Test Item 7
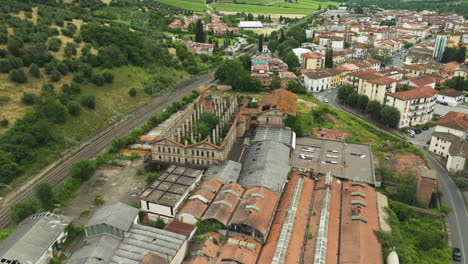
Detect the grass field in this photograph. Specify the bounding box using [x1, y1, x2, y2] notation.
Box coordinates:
[212, 0, 338, 14]
[153, 0, 206, 11]
[3, 65, 187, 189]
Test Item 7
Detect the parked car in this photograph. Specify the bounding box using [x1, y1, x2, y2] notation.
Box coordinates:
[414, 128, 422, 134]
[407, 129, 415, 135]
[422, 126, 430, 130]
[453, 248, 462, 262]
[324, 99, 329, 103]
[426, 138, 431, 144]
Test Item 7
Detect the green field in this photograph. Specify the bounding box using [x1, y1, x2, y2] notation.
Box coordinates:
[153, 0, 206, 11]
[212, 0, 338, 14]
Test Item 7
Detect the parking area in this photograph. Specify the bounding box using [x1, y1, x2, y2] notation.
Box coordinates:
[409, 126, 435, 147]
[434, 104, 468, 116]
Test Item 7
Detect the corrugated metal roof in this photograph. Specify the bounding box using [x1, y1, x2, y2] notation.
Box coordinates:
[203, 160, 242, 183]
[86, 202, 139, 232]
[239, 141, 291, 194]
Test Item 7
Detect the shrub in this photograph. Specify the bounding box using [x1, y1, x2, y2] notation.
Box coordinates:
[129, 88, 137, 97]
[11, 201, 39, 223]
[9, 69, 27, 83]
[69, 160, 96, 182]
[102, 72, 114, 83]
[68, 102, 81, 116]
[80, 95, 96, 109]
[154, 217, 166, 229]
[91, 74, 105, 86]
[29, 63, 40, 78]
[0, 118, 8, 128]
[21, 92, 37, 105]
[0, 96, 10, 105]
[48, 37, 62, 52]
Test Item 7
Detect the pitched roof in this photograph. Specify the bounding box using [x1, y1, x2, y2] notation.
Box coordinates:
[0, 212, 71, 263]
[164, 221, 196, 238]
[367, 77, 398, 85]
[228, 187, 279, 241]
[239, 141, 290, 194]
[436, 111, 468, 131]
[215, 235, 261, 264]
[260, 88, 298, 116]
[86, 202, 138, 231]
[406, 76, 436, 87]
[387, 86, 438, 100]
[402, 64, 429, 71]
[304, 70, 332, 80]
[202, 183, 245, 226]
[202, 160, 242, 183]
[302, 52, 324, 59]
[438, 88, 464, 97]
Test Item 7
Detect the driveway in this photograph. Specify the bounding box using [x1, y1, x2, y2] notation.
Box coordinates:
[410, 127, 435, 147]
[435, 103, 468, 116]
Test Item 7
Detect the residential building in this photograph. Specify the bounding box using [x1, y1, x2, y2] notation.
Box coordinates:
[140, 165, 204, 221]
[0, 212, 71, 264]
[279, 71, 298, 88]
[402, 64, 429, 77]
[303, 70, 331, 92]
[429, 112, 468, 172]
[67, 203, 188, 264]
[360, 76, 398, 104]
[436, 89, 465, 106]
[433, 35, 447, 61]
[386, 86, 438, 128]
[302, 52, 325, 70]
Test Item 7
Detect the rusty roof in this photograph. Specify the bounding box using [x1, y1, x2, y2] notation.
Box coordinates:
[228, 187, 280, 241]
[215, 235, 261, 264]
[339, 181, 383, 264]
[438, 88, 464, 97]
[164, 221, 195, 238]
[260, 88, 298, 116]
[403, 64, 429, 71]
[140, 252, 168, 264]
[436, 111, 468, 131]
[302, 52, 324, 59]
[202, 183, 245, 226]
[387, 86, 438, 100]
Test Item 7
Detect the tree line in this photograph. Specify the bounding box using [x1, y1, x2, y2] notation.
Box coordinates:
[338, 84, 401, 128]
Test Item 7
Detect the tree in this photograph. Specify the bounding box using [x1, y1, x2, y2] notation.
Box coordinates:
[366, 100, 382, 120]
[9, 69, 27, 83]
[268, 40, 279, 53]
[35, 182, 54, 210]
[102, 72, 114, 83]
[129, 88, 137, 97]
[283, 51, 300, 69]
[21, 92, 37, 105]
[325, 49, 334, 68]
[286, 80, 304, 94]
[239, 55, 252, 71]
[81, 95, 96, 109]
[195, 19, 205, 43]
[70, 160, 96, 182]
[64, 42, 77, 57]
[38, 97, 67, 124]
[271, 74, 281, 89]
[0, 150, 21, 184]
[346, 92, 358, 107]
[29, 63, 40, 78]
[380, 105, 401, 128]
[68, 102, 81, 116]
[258, 34, 264, 52]
[11, 201, 38, 223]
[48, 37, 62, 52]
[357, 94, 369, 111]
[154, 217, 166, 229]
[337, 84, 354, 102]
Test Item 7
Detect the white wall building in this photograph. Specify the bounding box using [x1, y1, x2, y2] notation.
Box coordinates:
[436, 89, 465, 106]
[429, 112, 468, 172]
[303, 71, 331, 92]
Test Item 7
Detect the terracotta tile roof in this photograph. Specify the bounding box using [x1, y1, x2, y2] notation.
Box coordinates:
[302, 52, 323, 59]
[182, 256, 209, 264]
[449, 140, 468, 159]
[406, 76, 436, 87]
[438, 88, 464, 97]
[436, 111, 468, 131]
[228, 187, 279, 241]
[367, 76, 398, 85]
[140, 252, 168, 264]
[179, 199, 209, 219]
[347, 69, 377, 79]
[260, 88, 298, 116]
[215, 235, 261, 264]
[444, 61, 458, 72]
[365, 58, 380, 65]
[164, 221, 196, 238]
[138, 136, 156, 141]
[403, 64, 429, 71]
[388, 86, 438, 100]
[183, 233, 222, 263]
[304, 70, 332, 80]
[279, 71, 297, 79]
[119, 149, 151, 156]
[202, 183, 245, 226]
[339, 181, 383, 264]
[178, 178, 223, 218]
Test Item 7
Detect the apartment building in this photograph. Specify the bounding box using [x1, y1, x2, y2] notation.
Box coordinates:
[301, 52, 325, 70]
[429, 112, 468, 172]
[303, 70, 332, 92]
[386, 86, 438, 128]
[360, 76, 398, 104]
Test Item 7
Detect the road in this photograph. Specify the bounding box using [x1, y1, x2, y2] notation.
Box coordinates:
[321, 89, 468, 264]
[0, 72, 215, 227]
[423, 149, 468, 264]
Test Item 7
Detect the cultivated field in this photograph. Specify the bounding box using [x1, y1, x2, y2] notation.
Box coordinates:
[213, 0, 338, 15]
[153, 0, 207, 11]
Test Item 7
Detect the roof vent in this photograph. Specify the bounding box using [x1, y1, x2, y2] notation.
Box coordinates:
[214, 200, 232, 208]
[246, 205, 260, 211]
[221, 189, 239, 196]
[251, 193, 265, 199]
[351, 200, 367, 207]
[351, 216, 368, 223]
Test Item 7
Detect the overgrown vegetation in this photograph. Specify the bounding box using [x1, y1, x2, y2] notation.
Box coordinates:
[375, 200, 451, 264]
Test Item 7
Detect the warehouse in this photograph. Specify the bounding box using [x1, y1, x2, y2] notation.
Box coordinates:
[238, 21, 264, 29]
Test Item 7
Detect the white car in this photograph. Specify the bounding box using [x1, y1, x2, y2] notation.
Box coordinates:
[324, 99, 329, 103]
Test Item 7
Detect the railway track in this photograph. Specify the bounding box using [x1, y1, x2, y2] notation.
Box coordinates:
[0, 72, 214, 227]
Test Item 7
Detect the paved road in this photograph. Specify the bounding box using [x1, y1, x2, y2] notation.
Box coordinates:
[322, 89, 468, 264]
[423, 149, 468, 264]
[0, 72, 215, 227]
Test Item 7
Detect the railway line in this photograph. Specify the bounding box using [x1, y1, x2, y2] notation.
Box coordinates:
[0, 72, 215, 227]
